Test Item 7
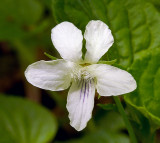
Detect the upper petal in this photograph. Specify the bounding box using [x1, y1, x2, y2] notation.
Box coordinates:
[88, 64, 137, 96]
[51, 22, 83, 63]
[66, 79, 95, 131]
[25, 60, 73, 91]
[84, 20, 114, 63]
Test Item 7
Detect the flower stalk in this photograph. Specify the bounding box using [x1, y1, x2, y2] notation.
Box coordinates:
[113, 96, 138, 143]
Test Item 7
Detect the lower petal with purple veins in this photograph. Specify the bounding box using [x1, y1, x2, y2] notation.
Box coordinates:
[66, 79, 95, 131]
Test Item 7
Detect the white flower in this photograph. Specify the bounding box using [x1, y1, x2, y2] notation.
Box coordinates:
[25, 20, 137, 131]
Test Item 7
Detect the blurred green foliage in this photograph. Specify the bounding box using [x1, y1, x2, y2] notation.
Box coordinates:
[0, 0, 42, 40]
[0, 95, 57, 143]
[56, 112, 130, 143]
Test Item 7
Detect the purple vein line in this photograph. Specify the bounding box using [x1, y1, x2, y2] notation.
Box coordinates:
[87, 80, 90, 98]
[80, 79, 84, 100]
[83, 81, 87, 103]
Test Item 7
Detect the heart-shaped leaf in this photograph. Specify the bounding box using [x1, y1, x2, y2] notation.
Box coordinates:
[0, 95, 57, 143]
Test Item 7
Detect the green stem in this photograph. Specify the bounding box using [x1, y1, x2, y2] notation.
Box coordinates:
[113, 96, 138, 143]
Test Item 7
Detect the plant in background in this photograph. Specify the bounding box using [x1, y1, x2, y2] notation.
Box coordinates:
[25, 20, 137, 131]
[1, 0, 160, 142]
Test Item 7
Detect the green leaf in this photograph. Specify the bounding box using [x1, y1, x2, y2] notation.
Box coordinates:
[44, 52, 57, 60]
[0, 95, 57, 143]
[97, 103, 117, 111]
[124, 49, 160, 130]
[52, 0, 160, 131]
[0, 0, 43, 40]
[126, 104, 155, 143]
[97, 59, 117, 65]
[96, 111, 127, 133]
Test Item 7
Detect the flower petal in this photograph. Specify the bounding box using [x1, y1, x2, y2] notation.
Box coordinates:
[66, 79, 95, 131]
[51, 22, 83, 63]
[84, 20, 114, 63]
[25, 60, 73, 91]
[88, 64, 137, 96]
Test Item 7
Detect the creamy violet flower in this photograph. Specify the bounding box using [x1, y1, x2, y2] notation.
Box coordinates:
[25, 20, 137, 131]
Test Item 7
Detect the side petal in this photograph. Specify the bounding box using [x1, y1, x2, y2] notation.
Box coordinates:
[51, 22, 83, 63]
[88, 64, 137, 96]
[84, 20, 114, 63]
[66, 80, 95, 131]
[25, 60, 73, 91]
